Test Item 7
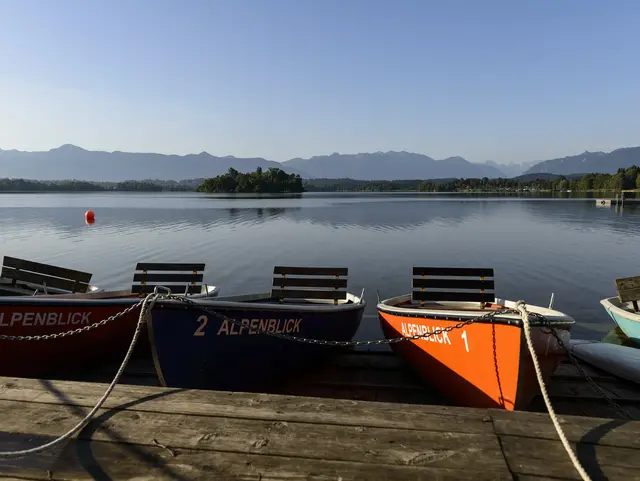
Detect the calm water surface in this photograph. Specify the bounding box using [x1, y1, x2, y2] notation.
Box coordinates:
[1, 192, 638, 342]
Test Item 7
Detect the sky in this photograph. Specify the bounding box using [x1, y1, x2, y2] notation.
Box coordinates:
[0, 0, 638, 164]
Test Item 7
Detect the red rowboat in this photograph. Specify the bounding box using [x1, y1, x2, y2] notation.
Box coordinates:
[0, 257, 217, 378]
[377, 267, 575, 411]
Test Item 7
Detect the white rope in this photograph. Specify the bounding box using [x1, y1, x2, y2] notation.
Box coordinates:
[0, 293, 160, 459]
[515, 300, 592, 481]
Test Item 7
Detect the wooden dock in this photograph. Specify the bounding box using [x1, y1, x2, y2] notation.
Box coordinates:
[53, 348, 640, 421]
[0, 350, 639, 480]
[0, 373, 640, 480]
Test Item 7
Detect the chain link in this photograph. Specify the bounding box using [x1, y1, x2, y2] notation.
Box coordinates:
[168, 295, 521, 347]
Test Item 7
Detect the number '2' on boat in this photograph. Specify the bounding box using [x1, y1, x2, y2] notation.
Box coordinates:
[377, 267, 575, 411]
[147, 266, 366, 391]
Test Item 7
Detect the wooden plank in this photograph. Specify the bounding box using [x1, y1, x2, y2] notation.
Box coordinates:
[553, 361, 616, 382]
[529, 396, 640, 421]
[1, 256, 92, 283]
[545, 378, 640, 403]
[270, 289, 348, 300]
[412, 290, 494, 303]
[272, 277, 348, 288]
[498, 434, 640, 480]
[413, 267, 494, 277]
[320, 351, 412, 370]
[131, 284, 202, 295]
[135, 262, 205, 272]
[615, 276, 640, 303]
[0, 377, 495, 433]
[490, 409, 640, 449]
[0, 267, 90, 293]
[273, 266, 348, 277]
[413, 278, 495, 290]
[132, 273, 204, 283]
[0, 438, 510, 481]
[0, 399, 510, 474]
[299, 364, 428, 391]
[277, 383, 446, 405]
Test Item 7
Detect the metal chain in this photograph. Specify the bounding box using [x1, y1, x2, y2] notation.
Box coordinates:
[535, 314, 633, 420]
[0, 299, 146, 341]
[167, 295, 521, 347]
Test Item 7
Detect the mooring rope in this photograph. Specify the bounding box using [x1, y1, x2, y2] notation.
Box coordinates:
[0, 293, 160, 460]
[516, 300, 592, 481]
[0, 291, 597, 481]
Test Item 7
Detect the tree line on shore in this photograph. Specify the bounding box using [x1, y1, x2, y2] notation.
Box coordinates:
[2, 166, 639, 193]
[303, 166, 640, 192]
[0, 179, 192, 192]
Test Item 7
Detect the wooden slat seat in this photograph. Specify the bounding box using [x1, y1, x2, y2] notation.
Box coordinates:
[271, 266, 349, 304]
[0, 256, 93, 293]
[132, 262, 206, 295]
[615, 276, 640, 312]
[412, 267, 495, 306]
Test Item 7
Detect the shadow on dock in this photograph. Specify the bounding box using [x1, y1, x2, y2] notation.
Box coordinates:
[1, 346, 640, 480]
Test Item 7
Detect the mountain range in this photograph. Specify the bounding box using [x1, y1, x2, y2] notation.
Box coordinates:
[523, 147, 640, 176]
[0, 144, 638, 182]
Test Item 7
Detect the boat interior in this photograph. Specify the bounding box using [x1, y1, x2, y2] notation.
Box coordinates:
[380, 266, 574, 324]
[0, 257, 216, 299]
[385, 266, 500, 311]
[217, 266, 363, 306]
[0, 255, 98, 297]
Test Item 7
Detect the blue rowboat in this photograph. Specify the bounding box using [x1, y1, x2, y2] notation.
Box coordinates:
[146, 266, 366, 390]
[600, 297, 640, 346]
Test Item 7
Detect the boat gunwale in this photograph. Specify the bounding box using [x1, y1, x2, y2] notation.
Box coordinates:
[0, 290, 365, 312]
[601, 296, 640, 322]
[153, 291, 367, 313]
[0, 285, 219, 305]
[377, 294, 575, 328]
[0, 278, 103, 296]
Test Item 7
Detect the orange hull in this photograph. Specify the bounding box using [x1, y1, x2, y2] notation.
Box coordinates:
[379, 310, 571, 410]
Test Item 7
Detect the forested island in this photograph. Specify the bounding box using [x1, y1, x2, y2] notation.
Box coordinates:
[303, 166, 640, 193]
[196, 167, 305, 193]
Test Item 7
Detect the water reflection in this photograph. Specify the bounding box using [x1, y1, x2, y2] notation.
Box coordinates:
[1, 193, 639, 341]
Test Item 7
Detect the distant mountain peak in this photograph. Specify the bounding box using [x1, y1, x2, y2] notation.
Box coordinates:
[51, 144, 86, 152]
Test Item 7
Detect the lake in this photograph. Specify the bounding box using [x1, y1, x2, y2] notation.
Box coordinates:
[1, 192, 638, 342]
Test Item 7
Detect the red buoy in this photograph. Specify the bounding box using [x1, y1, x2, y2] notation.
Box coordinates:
[85, 210, 95, 222]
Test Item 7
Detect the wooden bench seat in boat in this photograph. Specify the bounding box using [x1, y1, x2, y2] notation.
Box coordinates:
[132, 262, 206, 296]
[0, 256, 93, 294]
[615, 275, 640, 312]
[271, 266, 349, 305]
[410, 266, 495, 308]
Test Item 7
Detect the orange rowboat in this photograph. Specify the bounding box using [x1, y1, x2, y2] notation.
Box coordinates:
[377, 267, 575, 411]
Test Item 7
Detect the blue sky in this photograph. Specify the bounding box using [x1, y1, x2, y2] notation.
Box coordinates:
[0, 0, 638, 163]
